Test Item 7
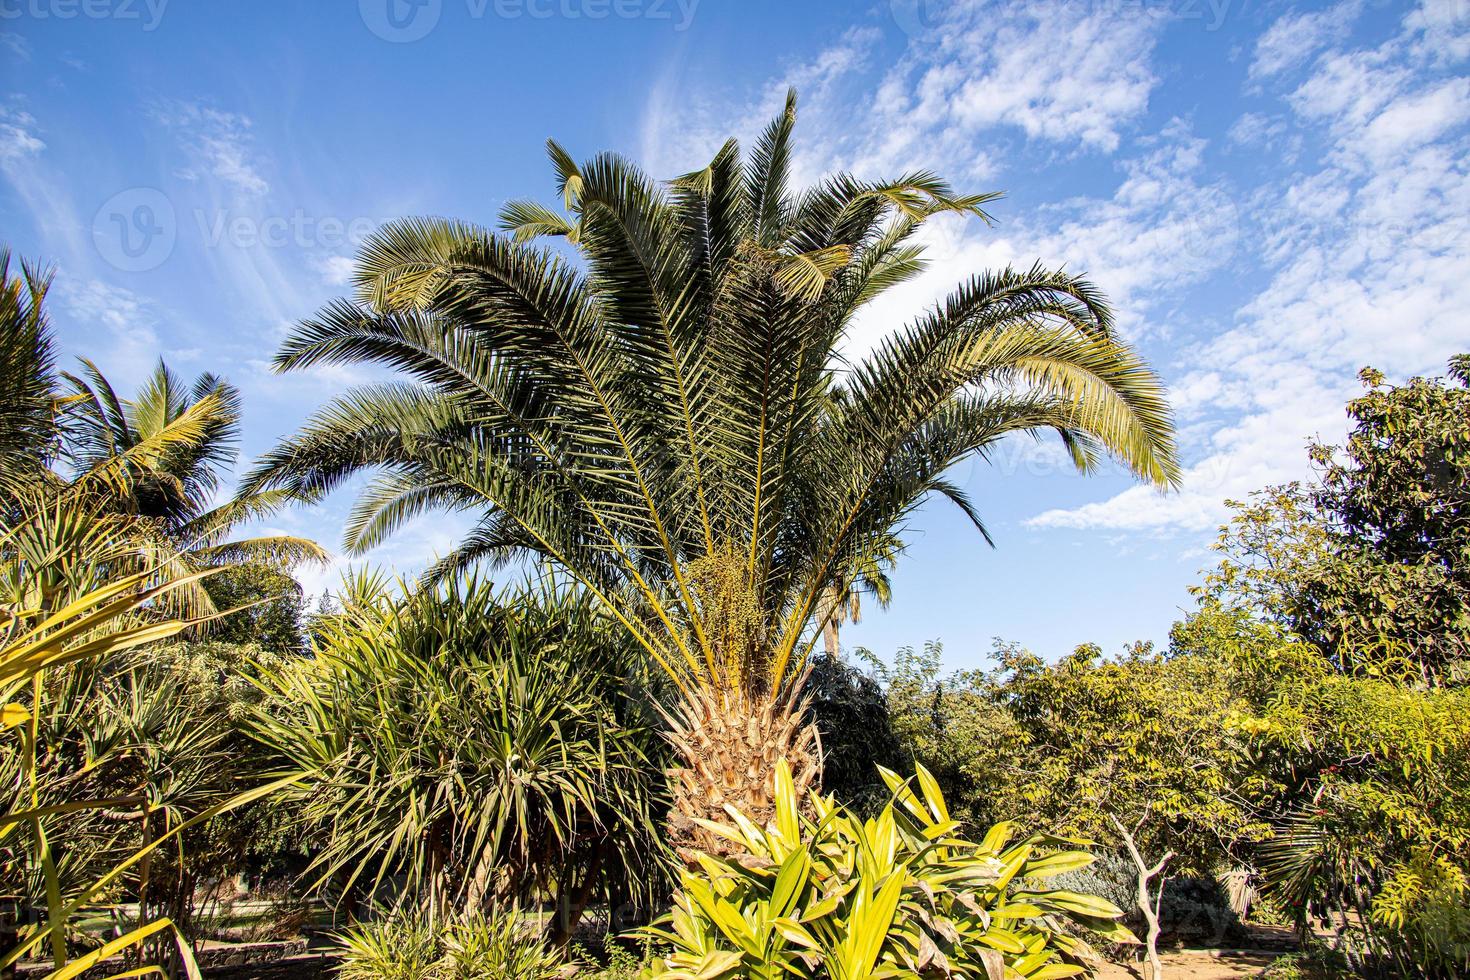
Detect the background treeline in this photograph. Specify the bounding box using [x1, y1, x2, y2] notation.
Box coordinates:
[814, 356, 1470, 978]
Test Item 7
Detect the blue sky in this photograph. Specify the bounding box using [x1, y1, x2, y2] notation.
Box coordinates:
[3, 0, 1467, 669]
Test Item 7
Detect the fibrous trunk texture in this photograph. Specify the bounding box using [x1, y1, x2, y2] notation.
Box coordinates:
[664, 677, 821, 865]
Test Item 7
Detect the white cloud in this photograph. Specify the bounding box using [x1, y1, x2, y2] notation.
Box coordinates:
[0, 108, 45, 160]
[1404, 0, 1470, 61]
[864, 0, 1161, 161]
[0, 33, 29, 61]
[642, 0, 1165, 189]
[1250, 1, 1362, 79]
[152, 101, 269, 196]
[1034, 0, 1470, 534]
[315, 254, 356, 287]
[847, 119, 1238, 363]
[1359, 76, 1470, 161]
[59, 278, 158, 347]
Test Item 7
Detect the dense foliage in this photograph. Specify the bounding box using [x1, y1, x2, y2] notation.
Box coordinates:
[3, 186, 1465, 980]
[1200, 358, 1470, 684]
[642, 760, 1132, 979]
[253, 575, 668, 940]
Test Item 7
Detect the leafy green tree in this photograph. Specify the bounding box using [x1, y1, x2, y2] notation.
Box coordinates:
[201, 562, 307, 654]
[244, 91, 1179, 851]
[1202, 357, 1470, 684]
[860, 637, 1257, 977]
[1198, 613, 1470, 976]
[992, 644, 1260, 979]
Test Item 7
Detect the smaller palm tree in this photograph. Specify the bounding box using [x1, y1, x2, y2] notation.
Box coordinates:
[62, 361, 326, 570]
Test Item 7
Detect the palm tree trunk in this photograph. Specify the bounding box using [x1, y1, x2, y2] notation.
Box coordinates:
[662, 675, 821, 865]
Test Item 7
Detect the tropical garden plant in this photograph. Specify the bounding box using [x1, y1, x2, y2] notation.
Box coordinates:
[1, 259, 307, 977]
[251, 573, 667, 940]
[243, 89, 1180, 856]
[639, 759, 1134, 979]
[333, 906, 570, 980]
[59, 360, 326, 584]
[0, 548, 289, 979]
[0, 249, 60, 488]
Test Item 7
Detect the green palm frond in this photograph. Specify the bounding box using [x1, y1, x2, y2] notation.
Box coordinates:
[45, 359, 326, 582]
[0, 250, 61, 482]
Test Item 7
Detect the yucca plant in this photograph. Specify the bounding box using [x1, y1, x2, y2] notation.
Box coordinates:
[640, 760, 1134, 979]
[438, 907, 569, 979]
[243, 89, 1179, 856]
[0, 562, 282, 978]
[252, 575, 665, 937]
[333, 912, 445, 980]
[334, 907, 569, 980]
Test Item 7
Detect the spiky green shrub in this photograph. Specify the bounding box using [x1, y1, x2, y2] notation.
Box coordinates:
[254, 574, 666, 935]
[639, 761, 1134, 979]
[438, 908, 568, 980]
[333, 909, 567, 980]
[333, 913, 444, 980]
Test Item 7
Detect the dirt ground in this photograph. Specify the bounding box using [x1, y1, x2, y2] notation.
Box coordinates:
[1094, 947, 1281, 979]
[1092, 925, 1297, 979]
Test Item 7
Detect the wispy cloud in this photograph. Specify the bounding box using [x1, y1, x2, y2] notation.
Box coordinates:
[0, 32, 29, 62]
[1034, 1, 1470, 533]
[0, 107, 45, 160]
[875, 1, 1161, 156]
[151, 100, 270, 197]
[1249, 0, 1362, 79]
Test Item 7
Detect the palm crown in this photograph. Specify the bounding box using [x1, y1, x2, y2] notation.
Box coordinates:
[64, 360, 326, 569]
[246, 91, 1177, 838]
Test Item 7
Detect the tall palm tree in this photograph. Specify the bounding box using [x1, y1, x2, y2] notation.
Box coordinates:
[244, 91, 1179, 857]
[0, 250, 61, 488]
[63, 361, 326, 571]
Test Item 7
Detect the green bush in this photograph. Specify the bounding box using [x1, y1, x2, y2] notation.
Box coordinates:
[334, 913, 444, 980]
[1370, 851, 1470, 977]
[333, 908, 566, 980]
[639, 760, 1134, 979]
[255, 575, 666, 932]
[1261, 944, 1352, 980]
